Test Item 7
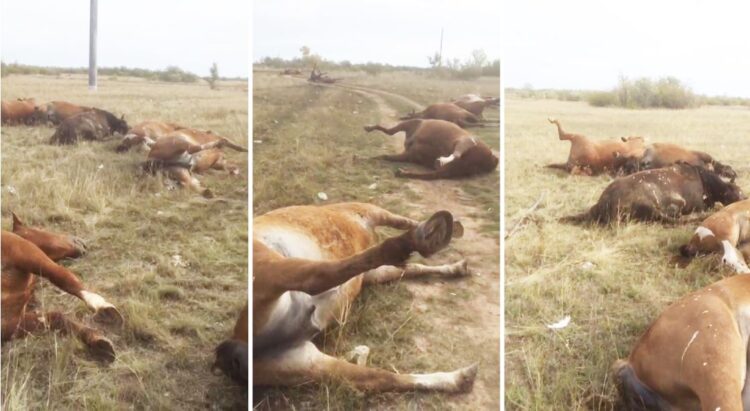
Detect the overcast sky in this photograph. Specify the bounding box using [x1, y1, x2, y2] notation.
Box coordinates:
[253, 0, 501, 68]
[503, 0, 750, 97]
[1, 0, 249, 77]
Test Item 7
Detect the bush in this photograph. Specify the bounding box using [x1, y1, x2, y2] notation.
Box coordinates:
[157, 66, 199, 83]
[609, 76, 696, 109]
[587, 91, 618, 107]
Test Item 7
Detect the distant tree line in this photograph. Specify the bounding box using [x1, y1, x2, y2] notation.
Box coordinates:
[0, 62, 246, 84]
[508, 76, 750, 109]
[257, 46, 499, 80]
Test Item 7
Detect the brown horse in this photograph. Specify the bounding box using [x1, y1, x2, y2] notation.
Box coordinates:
[613, 274, 750, 410]
[115, 120, 186, 152]
[144, 128, 247, 197]
[39, 101, 93, 125]
[451, 94, 499, 118]
[400, 103, 488, 128]
[2, 214, 123, 362]
[213, 303, 248, 385]
[623, 142, 738, 180]
[364, 119, 498, 180]
[546, 118, 646, 175]
[678, 199, 750, 273]
[253, 202, 477, 393]
[1, 98, 42, 125]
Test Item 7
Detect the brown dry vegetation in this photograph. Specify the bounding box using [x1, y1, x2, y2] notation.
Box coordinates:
[253, 69, 500, 409]
[1, 74, 248, 410]
[504, 98, 750, 409]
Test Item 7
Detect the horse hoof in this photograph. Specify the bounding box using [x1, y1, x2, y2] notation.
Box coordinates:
[413, 210, 453, 257]
[89, 337, 116, 363]
[454, 362, 479, 393]
[202, 189, 215, 199]
[94, 306, 124, 327]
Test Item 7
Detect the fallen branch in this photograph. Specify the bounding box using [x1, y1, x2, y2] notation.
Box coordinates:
[505, 192, 545, 239]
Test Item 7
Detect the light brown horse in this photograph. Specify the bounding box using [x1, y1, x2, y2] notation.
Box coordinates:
[451, 94, 499, 117]
[115, 120, 186, 152]
[213, 303, 248, 385]
[1, 98, 41, 125]
[613, 274, 750, 410]
[40, 101, 93, 125]
[2, 214, 123, 362]
[546, 118, 646, 175]
[400, 103, 487, 128]
[364, 119, 498, 180]
[679, 199, 750, 273]
[253, 202, 477, 393]
[144, 128, 247, 197]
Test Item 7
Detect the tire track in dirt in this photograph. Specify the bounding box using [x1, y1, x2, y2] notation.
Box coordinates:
[330, 82, 501, 409]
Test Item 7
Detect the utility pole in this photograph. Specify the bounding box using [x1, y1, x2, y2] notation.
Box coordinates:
[438, 28, 443, 68]
[89, 0, 97, 91]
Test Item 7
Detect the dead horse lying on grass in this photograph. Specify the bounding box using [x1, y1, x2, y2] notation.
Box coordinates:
[400, 103, 492, 129]
[253, 202, 478, 393]
[1, 214, 123, 362]
[613, 274, 750, 410]
[144, 129, 247, 198]
[49, 108, 129, 145]
[546, 118, 646, 176]
[678, 198, 750, 273]
[364, 118, 498, 180]
[561, 163, 745, 224]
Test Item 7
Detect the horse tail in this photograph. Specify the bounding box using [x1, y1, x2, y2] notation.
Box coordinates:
[612, 359, 669, 410]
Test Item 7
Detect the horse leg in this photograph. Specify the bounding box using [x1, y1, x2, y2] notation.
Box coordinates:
[13, 311, 115, 362]
[256, 211, 456, 296]
[254, 342, 477, 393]
[210, 157, 240, 176]
[166, 167, 213, 198]
[435, 137, 478, 168]
[375, 152, 413, 163]
[5, 240, 122, 325]
[363, 260, 470, 284]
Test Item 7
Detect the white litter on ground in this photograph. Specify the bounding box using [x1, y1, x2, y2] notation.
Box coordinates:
[317, 192, 328, 201]
[547, 315, 571, 330]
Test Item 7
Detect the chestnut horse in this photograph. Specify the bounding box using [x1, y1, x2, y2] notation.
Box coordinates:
[253, 202, 477, 393]
[364, 119, 498, 180]
[144, 129, 247, 197]
[2, 214, 123, 362]
[678, 199, 750, 273]
[614, 274, 750, 410]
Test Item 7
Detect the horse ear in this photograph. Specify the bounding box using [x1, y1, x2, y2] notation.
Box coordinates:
[621, 137, 627, 142]
[11, 212, 24, 230]
[121, 114, 125, 121]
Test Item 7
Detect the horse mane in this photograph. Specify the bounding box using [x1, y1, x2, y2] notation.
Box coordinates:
[685, 162, 730, 205]
[93, 108, 119, 125]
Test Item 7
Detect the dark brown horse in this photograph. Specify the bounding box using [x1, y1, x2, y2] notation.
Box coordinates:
[49, 109, 129, 145]
[561, 163, 745, 224]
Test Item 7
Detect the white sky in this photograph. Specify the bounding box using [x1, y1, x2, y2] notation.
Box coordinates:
[1, 0, 249, 77]
[253, 0, 501, 67]
[503, 0, 750, 97]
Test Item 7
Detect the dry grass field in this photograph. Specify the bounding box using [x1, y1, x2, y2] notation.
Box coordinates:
[253, 69, 500, 409]
[1, 74, 248, 409]
[504, 98, 750, 409]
